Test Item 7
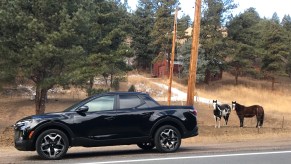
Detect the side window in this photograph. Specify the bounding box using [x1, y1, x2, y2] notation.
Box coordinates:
[84, 96, 115, 112]
[119, 95, 143, 109]
[140, 95, 160, 108]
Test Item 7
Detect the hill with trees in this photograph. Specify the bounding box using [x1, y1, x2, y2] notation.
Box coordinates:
[1, 0, 291, 114]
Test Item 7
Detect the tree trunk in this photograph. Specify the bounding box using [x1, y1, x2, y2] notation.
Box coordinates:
[271, 77, 275, 91]
[235, 67, 239, 85]
[110, 74, 113, 87]
[219, 68, 223, 79]
[235, 71, 238, 85]
[102, 73, 109, 86]
[88, 76, 94, 96]
[35, 86, 48, 115]
[204, 69, 210, 84]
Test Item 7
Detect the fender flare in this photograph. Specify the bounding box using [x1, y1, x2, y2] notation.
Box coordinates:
[150, 116, 186, 138]
[32, 121, 75, 143]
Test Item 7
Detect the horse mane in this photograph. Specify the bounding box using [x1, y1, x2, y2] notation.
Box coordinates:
[235, 102, 245, 109]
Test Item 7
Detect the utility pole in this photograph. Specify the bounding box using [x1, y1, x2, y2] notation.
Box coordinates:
[186, 0, 202, 106]
[167, 7, 180, 106]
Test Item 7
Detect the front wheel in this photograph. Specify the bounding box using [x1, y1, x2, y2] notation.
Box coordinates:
[137, 142, 155, 150]
[36, 129, 69, 160]
[154, 125, 181, 153]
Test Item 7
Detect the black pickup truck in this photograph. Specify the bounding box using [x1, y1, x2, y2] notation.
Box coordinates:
[14, 92, 198, 160]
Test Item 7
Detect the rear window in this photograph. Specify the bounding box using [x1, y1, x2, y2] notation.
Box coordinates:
[119, 95, 142, 109]
[139, 95, 160, 108]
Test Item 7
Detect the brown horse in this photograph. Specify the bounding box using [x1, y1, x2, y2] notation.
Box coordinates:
[231, 101, 264, 128]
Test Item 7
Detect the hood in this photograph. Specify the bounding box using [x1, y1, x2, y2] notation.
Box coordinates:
[17, 112, 70, 123]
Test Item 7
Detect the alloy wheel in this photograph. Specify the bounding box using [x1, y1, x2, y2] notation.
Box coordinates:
[154, 125, 181, 153]
[159, 128, 179, 150]
[36, 129, 69, 160]
[40, 133, 65, 158]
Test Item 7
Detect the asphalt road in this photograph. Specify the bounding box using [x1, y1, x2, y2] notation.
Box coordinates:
[79, 150, 291, 164]
[1, 140, 291, 164]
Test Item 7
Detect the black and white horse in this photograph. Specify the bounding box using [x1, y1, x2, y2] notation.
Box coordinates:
[213, 100, 231, 128]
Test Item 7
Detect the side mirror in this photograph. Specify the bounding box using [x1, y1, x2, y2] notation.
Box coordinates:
[76, 106, 89, 113]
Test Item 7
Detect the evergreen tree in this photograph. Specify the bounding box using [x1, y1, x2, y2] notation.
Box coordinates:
[0, 0, 132, 113]
[150, 0, 179, 60]
[178, 39, 208, 82]
[199, 0, 237, 84]
[260, 19, 289, 90]
[0, 0, 85, 114]
[62, 0, 132, 94]
[271, 12, 280, 24]
[177, 14, 192, 40]
[282, 15, 291, 78]
[131, 0, 155, 69]
[178, 0, 236, 84]
[227, 7, 262, 84]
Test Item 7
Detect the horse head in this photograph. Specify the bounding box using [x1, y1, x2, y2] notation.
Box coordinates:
[213, 100, 217, 109]
[231, 101, 236, 110]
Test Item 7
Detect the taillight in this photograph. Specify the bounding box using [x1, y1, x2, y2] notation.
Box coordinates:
[190, 108, 197, 116]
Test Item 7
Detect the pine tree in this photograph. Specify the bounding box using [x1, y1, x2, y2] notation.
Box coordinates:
[0, 0, 132, 113]
[227, 7, 262, 84]
[65, 0, 132, 94]
[177, 14, 192, 40]
[200, 0, 237, 84]
[0, 0, 86, 114]
[131, 0, 155, 69]
[150, 0, 179, 61]
[271, 12, 280, 24]
[282, 15, 291, 78]
[260, 20, 289, 90]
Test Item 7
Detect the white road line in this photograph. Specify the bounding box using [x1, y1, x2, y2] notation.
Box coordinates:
[79, 150, 291, 164]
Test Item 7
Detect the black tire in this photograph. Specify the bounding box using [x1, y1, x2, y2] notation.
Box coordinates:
[36, 129, 69, 160]
[137, 142, 155, 150]
[154, 125, 181, 153]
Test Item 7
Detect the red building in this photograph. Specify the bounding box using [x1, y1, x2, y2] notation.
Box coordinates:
[151, 53, 183, 78]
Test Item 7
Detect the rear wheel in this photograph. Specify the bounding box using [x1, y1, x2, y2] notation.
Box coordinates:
[154, 125, 181, 153]
[36, 129, 69, 160]
[137, 142, 155, 150]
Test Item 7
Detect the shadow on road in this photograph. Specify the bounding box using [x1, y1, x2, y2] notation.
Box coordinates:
[24, 146, 199, 161]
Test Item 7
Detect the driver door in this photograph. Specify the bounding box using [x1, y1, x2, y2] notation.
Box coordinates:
[72, 95, 117, 141]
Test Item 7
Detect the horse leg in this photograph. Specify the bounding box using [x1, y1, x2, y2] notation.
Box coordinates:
[258, 114, 264, 128]
[214, 115, 217, 128]
[260, 117, 264, 127]
[224, 115, 229, 125]
[256, 116, 259, 128]
[260, 113, 264, 127]
[218, 117, 221, 128]
[240, 117, 244, 127]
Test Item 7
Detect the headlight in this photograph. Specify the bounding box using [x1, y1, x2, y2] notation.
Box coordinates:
[15, 119, 33, 130]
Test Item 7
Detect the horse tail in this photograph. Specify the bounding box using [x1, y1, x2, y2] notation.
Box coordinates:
[260, 107, 264, 127]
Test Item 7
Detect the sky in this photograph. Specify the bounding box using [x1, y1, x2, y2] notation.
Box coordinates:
[126, 0, 291, 21]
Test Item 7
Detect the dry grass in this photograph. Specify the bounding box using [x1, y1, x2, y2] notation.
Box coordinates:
[130, 72, 291, 114]
[126, 75, 168, 98]
[199, 85, 291, 114]
[1, 72, 291, 147]
[196, 73, 291, 114]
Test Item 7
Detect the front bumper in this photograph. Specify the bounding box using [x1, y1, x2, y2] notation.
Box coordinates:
[14, 129, 35, 151]
[15, 139, 35, 151]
